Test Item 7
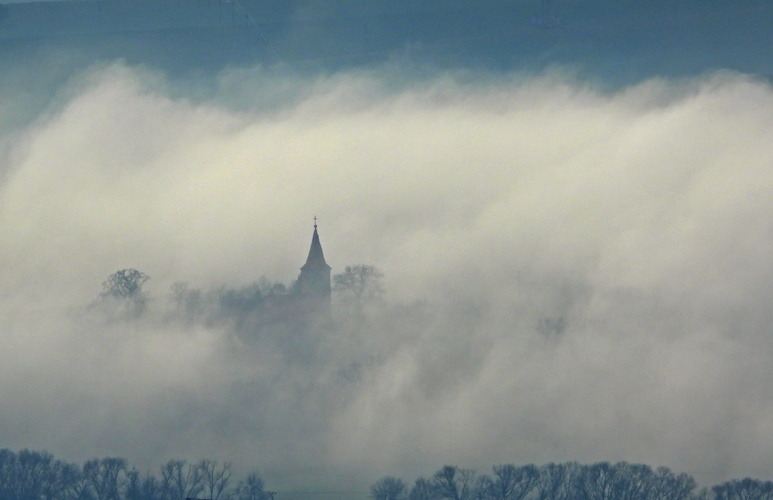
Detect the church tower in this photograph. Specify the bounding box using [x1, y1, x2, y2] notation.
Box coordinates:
[297, 218, 332, 317]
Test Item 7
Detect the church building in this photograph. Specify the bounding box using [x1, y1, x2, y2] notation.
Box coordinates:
[296, 218, 332, 318]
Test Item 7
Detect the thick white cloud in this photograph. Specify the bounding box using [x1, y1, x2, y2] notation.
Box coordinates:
[0, 63, 772, 495]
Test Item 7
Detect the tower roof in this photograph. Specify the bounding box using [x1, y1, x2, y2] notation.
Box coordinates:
[301, 221, 331, 272]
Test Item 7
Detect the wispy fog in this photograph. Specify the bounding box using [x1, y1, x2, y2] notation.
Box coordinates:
[1, 60, 773, 495]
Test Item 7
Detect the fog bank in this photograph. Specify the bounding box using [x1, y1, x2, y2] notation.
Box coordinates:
[1, 64, 772, 495]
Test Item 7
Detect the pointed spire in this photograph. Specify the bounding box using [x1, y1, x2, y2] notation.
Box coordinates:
[302, 217, 331, 271]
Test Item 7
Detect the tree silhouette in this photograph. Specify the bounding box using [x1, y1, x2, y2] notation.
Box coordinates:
[371, 476, 408, 500]
[82, 457, 127, 500]
[333, 265, 385, 302]
[0, 449, 278, 500]
[432, 465, 478, 500]
[480, 464, 538, 500]
[408, 477, 439, 500]
[536, 462, 581, 500]
[97, 268, 150, 318]
[713, 478, 773, 500]
[160, 459, 204, 500]
[234, 472, 269, 500]
[101, 269, 149, 300]
[199, 459, 232, 500]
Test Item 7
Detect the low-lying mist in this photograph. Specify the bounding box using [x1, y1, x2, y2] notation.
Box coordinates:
[1, 61, 772, 495]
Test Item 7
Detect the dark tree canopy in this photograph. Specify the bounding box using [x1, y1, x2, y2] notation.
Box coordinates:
[101, 268, 149, 299]
[482, 464, 538, 500]
[713, 478, 773, 500]
[0, 447, 771, 500]
[371, 476, 408, 500]
[83, 457, 128, 500]
[397, 462, 705, 500]
[234, 472, 269, 500]
[0, 449, 271, 500]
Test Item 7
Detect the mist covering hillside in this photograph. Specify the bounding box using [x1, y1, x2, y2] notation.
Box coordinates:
[1, 1, 773, 499]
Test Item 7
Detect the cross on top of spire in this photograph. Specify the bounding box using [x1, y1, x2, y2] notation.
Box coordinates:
[313, 215, 318, 229]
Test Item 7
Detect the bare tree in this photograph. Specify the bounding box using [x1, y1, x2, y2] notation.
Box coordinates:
[0, 449, 12, 498]
[409, 477, 439, 500]
[581, 462, 616, 500]
[481, 464, 538, 500]
[649, 466, 696, 500]
[160, 460, 203, 500]
[125, 469, 142, 500]
[199, 460, 232, 500]
[0, 449, 57, 500]
[536, 462, 582, 500]
[234, 472, 267, 500]
[713, 478, 773, 500]
[333, 265, 385, 302]
[609, 462, 656, 500]
[98, 268, 150, 317]
[371, 476, 408, 500]
[41, 458, 71, 500]
[101, 269, 149, 299]
[82, 457, 127, 500]
[125, 468, 165, 500]
[433, 466, 479, 500]
[12, 449, 53, 499]
[59, 462, 92, 500]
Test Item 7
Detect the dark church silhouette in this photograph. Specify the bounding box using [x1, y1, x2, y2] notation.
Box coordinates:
[200, 219, 334, 332]
[295, 218, 332, 319]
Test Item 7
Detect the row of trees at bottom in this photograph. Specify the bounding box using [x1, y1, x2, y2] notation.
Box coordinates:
[0, 449, 271, 500]
[371, 463, 773, 500]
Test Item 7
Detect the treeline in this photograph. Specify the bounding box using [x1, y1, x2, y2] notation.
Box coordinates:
[0, 449, 271, 500]
[370, 463, 773, 500]
[91, 265, 386, 329]
[3, 450, 771, 500]
[92, 268, 290, 324]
